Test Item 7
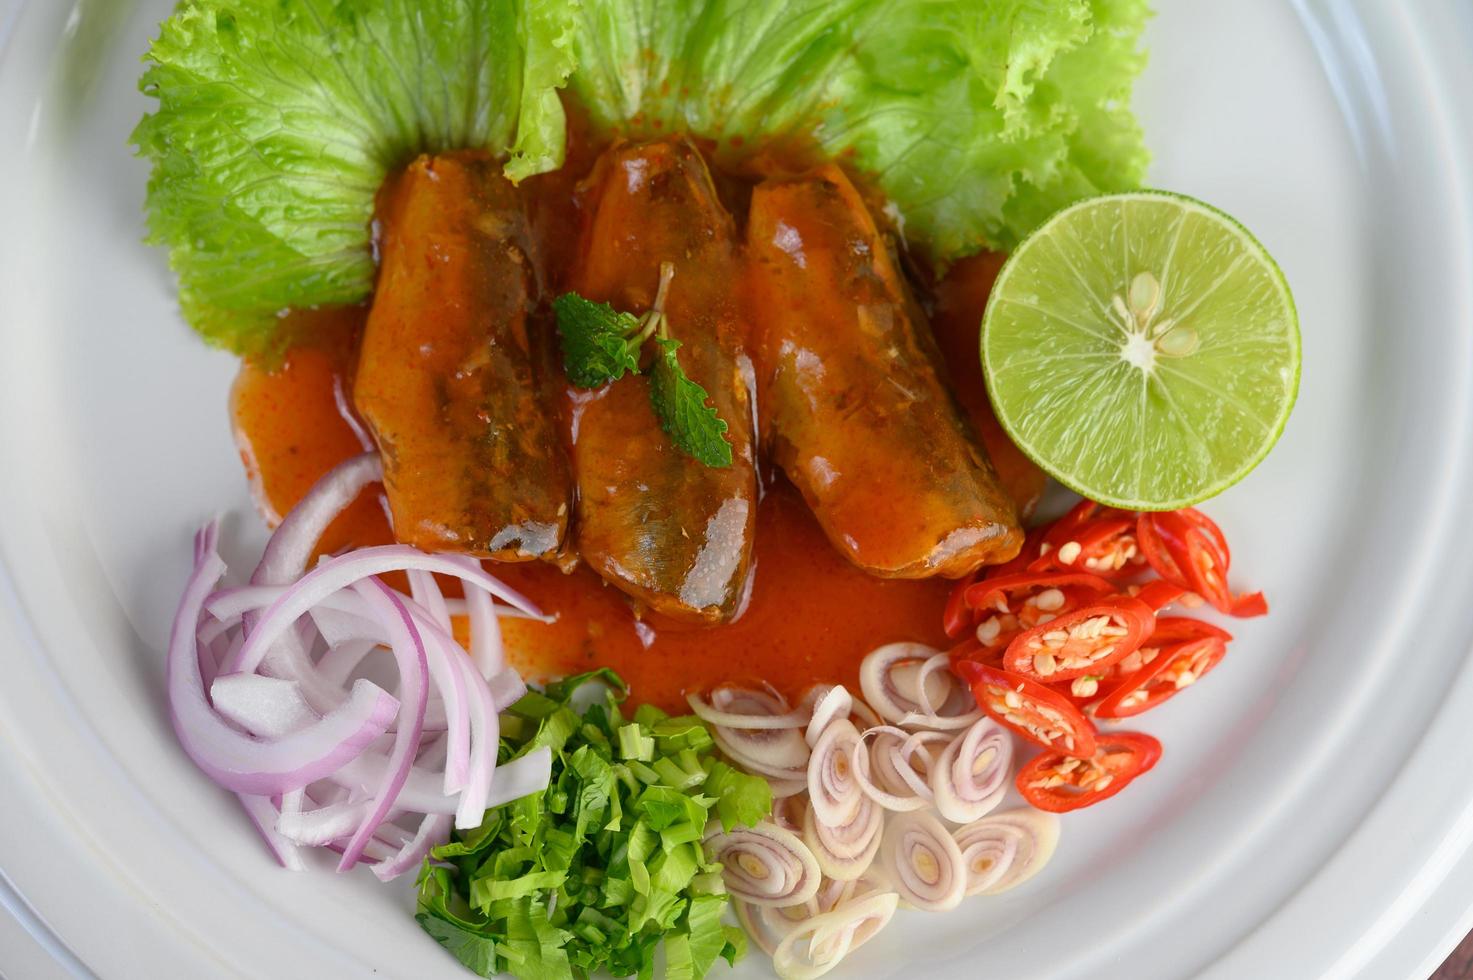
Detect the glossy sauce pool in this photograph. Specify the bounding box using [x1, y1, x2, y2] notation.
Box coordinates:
[230, 257, 1023, 715]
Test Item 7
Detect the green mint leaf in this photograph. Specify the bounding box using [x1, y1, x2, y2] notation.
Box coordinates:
[551, 293, 644, 388]
[648, 339, 733, 468]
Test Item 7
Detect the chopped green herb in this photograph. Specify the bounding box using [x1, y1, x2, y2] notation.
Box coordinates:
[414, 671, 771, 980]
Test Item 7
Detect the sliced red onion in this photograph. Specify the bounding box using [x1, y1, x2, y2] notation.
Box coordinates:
[168, 463, 552, 880]
[167, 528, 399, 795]
[226, 545, 544, 676]
[237, 793, 305, 871]
[251, 453, 382, 586]
[210, 674, 316, 739]
[277, 799, 379, 846]
[335, 580, 428, 869]
[879, 810, 966, 912]
[801, 797, 882, 883]
[771, 891, 899, 980]
[705, 822, 821, 907]
[487, 668, 527, 710]
[930, 717, 1012, 824]
[859, 644, 979, 731]
[802, 686, 852, 748]
[953, 808, 1060, 896]
[398, 603, 470, 791]
[372, 812, 454, 882]
[851, 726, 948, 812]
[458, 559, 506, 678]
[688, 686, 811, 730]
[331, 746, 551, 816]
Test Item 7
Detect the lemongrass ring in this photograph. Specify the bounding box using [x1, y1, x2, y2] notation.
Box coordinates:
[705, 821, 822, 907]
[802, 797, 882, 882]
[807, 719, 864, 826]
[953, 808, 1061, 896]
[689, 686, 812, 730]
[848, 697, 882, 730]
[859, 643, 936, 725]
[734, 899, 796, 958]
[880, 810, 967, 912]
[895, 653, 984, 730]
[930, 716, 1012, 824]
[771, 892, 900, 980]
[852, 726, 948, 811]
[803, 685, 853, 747]
[712, 726, 809, 779]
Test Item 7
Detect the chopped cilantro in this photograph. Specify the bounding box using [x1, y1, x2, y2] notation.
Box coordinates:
[414, 671, 770, 980]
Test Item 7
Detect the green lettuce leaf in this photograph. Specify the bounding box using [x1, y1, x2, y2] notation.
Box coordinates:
[133, 0, 574, 352]
[563, 0, 1150, 259]
[137, 0, 1148, 352]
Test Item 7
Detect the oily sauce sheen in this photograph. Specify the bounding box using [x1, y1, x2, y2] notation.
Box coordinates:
[230, 156, 1034, 714]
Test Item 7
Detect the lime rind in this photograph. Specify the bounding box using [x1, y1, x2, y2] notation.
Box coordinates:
[981, 190, 1300, 511]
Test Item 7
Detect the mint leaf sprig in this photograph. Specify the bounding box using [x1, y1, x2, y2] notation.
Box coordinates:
[552, 264, 734, 468]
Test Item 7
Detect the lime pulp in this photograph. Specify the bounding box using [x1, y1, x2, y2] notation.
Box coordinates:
[981, 191, 1300, 511]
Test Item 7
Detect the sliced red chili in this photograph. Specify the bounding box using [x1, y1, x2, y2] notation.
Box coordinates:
[982, 526, 1048, 580]
[965, 571, 1115, 612]
[1133, 579, 1187, 612]
[1149, 616, 1233, 645]
[1017, 732, 1162, 812]
[1135, 512, 1186, 584]
[947, 636, 1005, 670]
[1229, 590, 1269, 618]
[1032, 515, 1144, 579]
[1137, 511, 1264, 617]
[942, 571, 979, 639]
[955, 661, 1097, 758]
[965, 571, 1118, 653]
[1174, 507, 1231, 567]
[1002, 596, 1155, 683]
[1094, 634, 1228, 719]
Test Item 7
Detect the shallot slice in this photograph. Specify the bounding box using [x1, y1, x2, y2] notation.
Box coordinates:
[705, 821, 822, 907]
[930, 717, 1012, 824]
[879, 810, 967, 912]
[953, 808, 1060, 896]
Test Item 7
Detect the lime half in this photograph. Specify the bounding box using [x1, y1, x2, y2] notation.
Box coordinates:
[982, 191, 1300, 511]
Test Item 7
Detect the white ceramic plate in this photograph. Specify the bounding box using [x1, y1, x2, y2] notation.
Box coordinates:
[2, 0, 1471, 977]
